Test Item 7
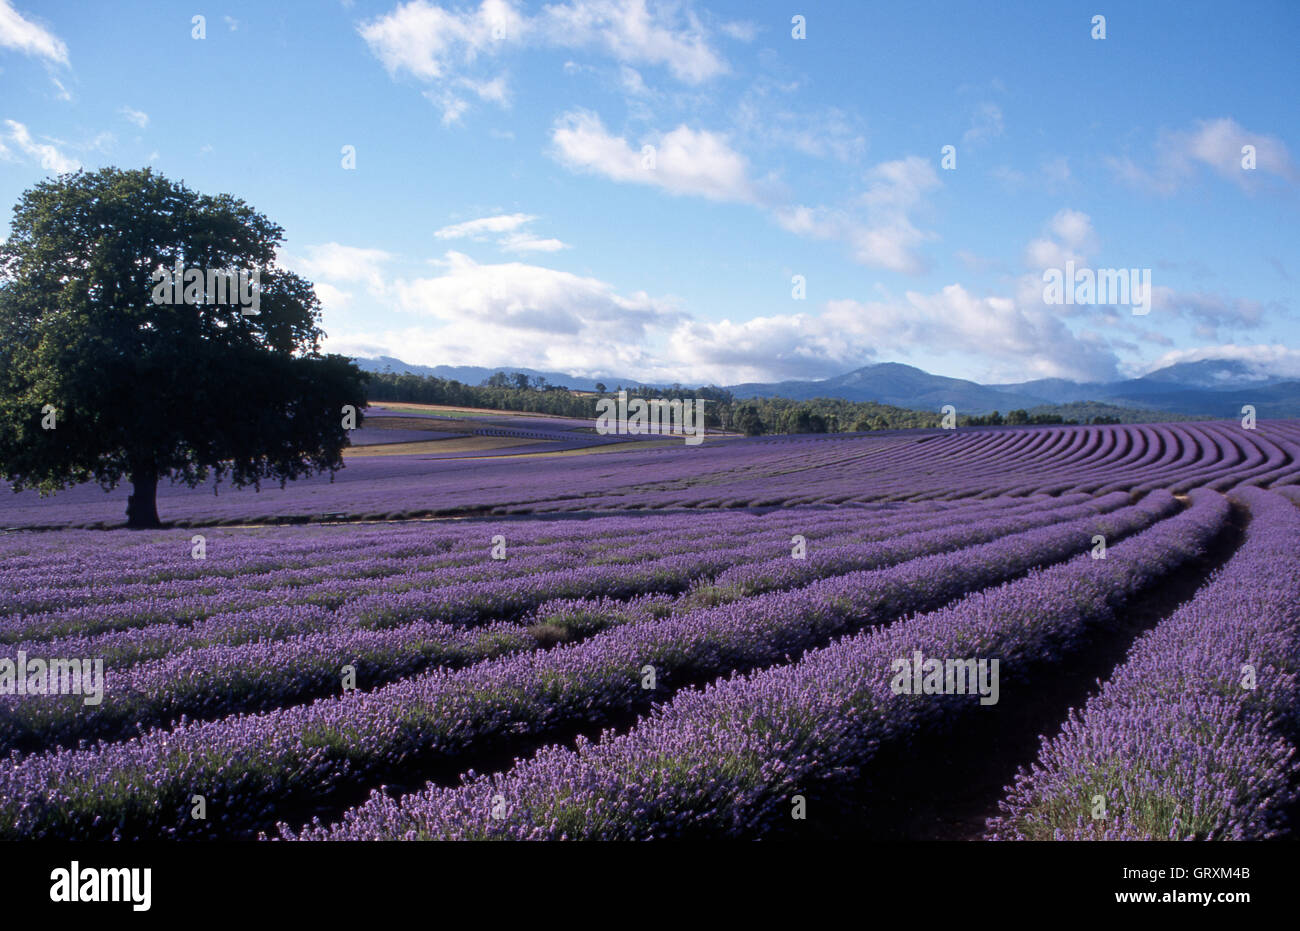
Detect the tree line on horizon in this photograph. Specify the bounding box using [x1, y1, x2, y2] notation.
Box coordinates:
[365, 371, 1153, 434]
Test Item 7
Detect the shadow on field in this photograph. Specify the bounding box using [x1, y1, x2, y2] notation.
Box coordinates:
[771, 502, 1247, 841]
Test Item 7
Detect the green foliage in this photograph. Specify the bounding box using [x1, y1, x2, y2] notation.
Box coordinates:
[367, 374, 1200, 436]
[1027, 401, 1204, 425]
[0, 167, 368, 526]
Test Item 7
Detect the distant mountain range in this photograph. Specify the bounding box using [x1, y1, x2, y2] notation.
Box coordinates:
[354, 356, 657, 392]
[355, 356, 1300, 419]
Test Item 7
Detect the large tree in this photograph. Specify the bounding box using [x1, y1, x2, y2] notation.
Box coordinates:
[0, 167, 368, 528]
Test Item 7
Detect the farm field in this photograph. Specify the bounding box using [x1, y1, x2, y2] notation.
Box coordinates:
[1, 419, 1298, 841]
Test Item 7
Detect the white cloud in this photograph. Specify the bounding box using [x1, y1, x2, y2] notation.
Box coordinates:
[1023, 208, 1096, 270]
[434, 213, 534, 239]
[360, 1, 527, 81]
[312, 281, 354, 311]
[619, 65, 648, 96]
[1142, 344, 1300, 380]
[1109, 117, 1297, 194]
[319, 236, 1123, 385]
[1041, 156, 1072, 190]
[286, 243, 395, 292]
[461, 73, 509, 104]
[500, 233, 567, 253]
[1, 120, 79, 172]
[535, 0, 725, 84]
[1149, 288, 1275, 335]
[326, 250, 683, 377]
[550, 109, 759, 203]
[359, 0, 725, 122]
[424, 89, 470, 125]
[853, 157, 941, 273]
[993, 155, 1075, 195]
[0, 0, 69, 65]
[395, 250, 676, 328]
[120, 106, 149, 129]
[667, 281, 1120, 384]
[962, 102, 1003, 147]
[775, 157, 941, 275]
[433, 213, 569, 252]
[718, 20, 758, 42]
[733, 91, 866, 163]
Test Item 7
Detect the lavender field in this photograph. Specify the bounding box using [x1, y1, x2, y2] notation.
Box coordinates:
[2, 420, 1298, 841]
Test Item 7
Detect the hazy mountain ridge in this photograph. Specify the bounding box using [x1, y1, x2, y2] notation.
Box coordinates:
[353, 357, 658, 392]
[353, 356, 1300, 418]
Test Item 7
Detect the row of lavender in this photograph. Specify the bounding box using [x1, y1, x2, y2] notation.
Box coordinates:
[285, 490, 1230, 839]
[0, 491, 1163, 838]
[3, 421, 1298, 528]
[0, 493, 1130, 752]
[0, 496, 1047, 661]
[5, 501, 976, 633]
[987, 486, 1300, 839]
[1, 505, 917, 614]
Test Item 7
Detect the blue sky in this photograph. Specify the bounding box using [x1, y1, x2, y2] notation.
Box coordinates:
[1, 0, 1297, 386]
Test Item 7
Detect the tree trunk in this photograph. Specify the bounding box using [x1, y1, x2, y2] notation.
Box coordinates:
[126, 468, 161, 529]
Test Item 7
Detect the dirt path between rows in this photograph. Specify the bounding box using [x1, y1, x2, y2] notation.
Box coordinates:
[796, 502, 1247, 841]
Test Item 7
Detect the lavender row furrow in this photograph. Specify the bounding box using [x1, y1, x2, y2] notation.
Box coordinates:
[0, 494, 1125, 750]
[985, 486, 1300, 840]
[1, 500, 1016, 670]
[293, 490, 1226, 840]
[0, 508, 888, 643]
[0, 491, 1175, 839]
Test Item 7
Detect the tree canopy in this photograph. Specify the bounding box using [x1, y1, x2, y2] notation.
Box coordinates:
[0, 167, 368, 527]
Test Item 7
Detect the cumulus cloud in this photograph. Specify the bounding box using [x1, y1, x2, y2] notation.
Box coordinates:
[962, 102, 1003, 147]
[312, 281, 354, 311]
[0, 0, 68, 65]
[433, 213, 569, 252]
[732, 88, 866, 163]
[1148, 288, 1278, 338]
[1023, 208, 1097, 270]
[435, 213, 533, 239]
[1018, 208, 1279, 338]
[775, 157, 941, 274]
[1142, 344, 1300, 380]
[324, 250, 686, 378]
[1108, 117, 1297, 194]
[317, 235, 1126, 385]
[359, 0, 725, 121]
[285, 243, 395, 292]
[538, 0, 724, 83]
[551, 109, 760, 203]
[358, 0, 522, 81]
[1, 120, 79, 172]
[718, 20, 758, 42]
[660, 279, 1122, 385]
[119, 106, 149, 129]
[394, 250, 677, 329]
[306, 206, 1271, 387]
[500, 233, 567, 253]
